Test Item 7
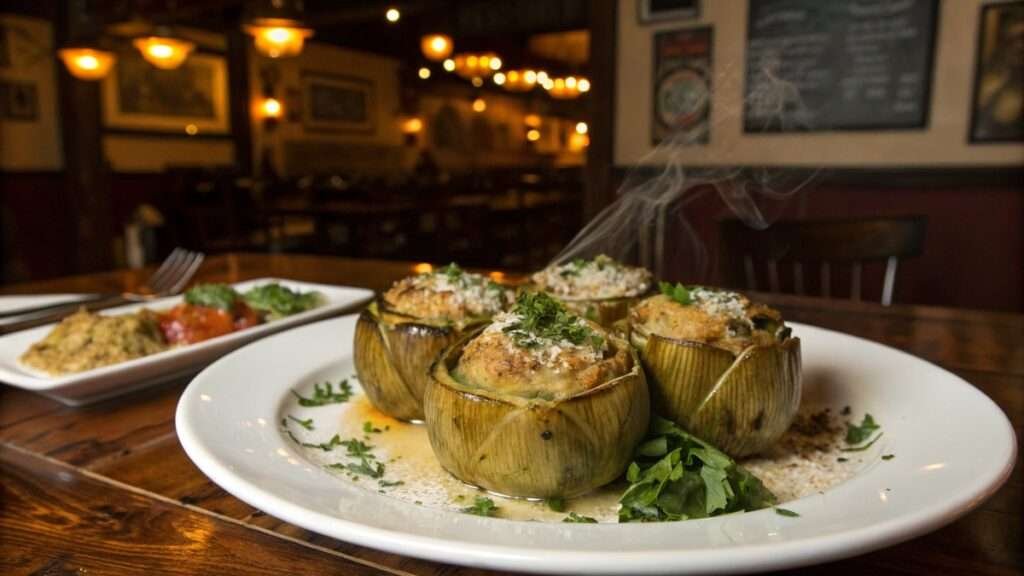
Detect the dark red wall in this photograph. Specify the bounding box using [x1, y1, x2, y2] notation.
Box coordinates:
[671, 176, 1023, 313]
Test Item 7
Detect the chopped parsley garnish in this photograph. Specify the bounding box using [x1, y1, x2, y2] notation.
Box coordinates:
[287, 415, 314, 431]
[502, 292, 604, 350]
[546, 498, 566, 512]
[845, 413, 880, 445]
[243, 283, 322, 319]
[618, 417, 775, 523]
[563, 512, 598, 523]
[659, 282, 693, 306]
[882, 454, 895, 461]
[292, 380, 354, 407]
[378, 479, 404, 488]
[363, 421, 382, 434]
[837, 457, 849, 463]
[775, 507, 800, 517]
[327, 459, 384, 479]
[185, 283, 239, 310]
[461, 496, 499, 517]
[341, 438, 374, 458]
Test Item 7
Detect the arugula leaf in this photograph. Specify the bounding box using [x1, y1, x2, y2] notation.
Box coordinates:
[775, 507, 800, 517]
[292, 380, 354, 407]
[243, 283, 322, 320]
[563, 512, 598, 523]
[185, 284, 239, 310]
[287, 415, 314, 431]
[845, 413, 880, 445]
[546, 498, 566, 512]
[461, 496, 499, 517]
[841, 432, 883, 452]
[659, 282, 693, 306]
[618, 417, 775, 523]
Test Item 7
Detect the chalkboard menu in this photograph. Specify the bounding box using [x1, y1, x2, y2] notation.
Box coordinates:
[744, 0, 938, 133]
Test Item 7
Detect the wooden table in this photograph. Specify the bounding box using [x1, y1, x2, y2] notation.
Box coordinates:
[1, 253, 1019, 575]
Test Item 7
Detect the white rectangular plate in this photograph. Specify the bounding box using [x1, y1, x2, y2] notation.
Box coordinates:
[0, 278, 373, 405]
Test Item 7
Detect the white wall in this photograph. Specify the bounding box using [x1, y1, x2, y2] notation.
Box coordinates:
[615, 0, 1024, 167]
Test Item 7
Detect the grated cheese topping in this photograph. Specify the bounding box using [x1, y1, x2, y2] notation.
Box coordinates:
[383, 264, 511, 324]
[533, 255, 652, 300]
[690, 287, 748, 320]
[484, 311, 606, 371]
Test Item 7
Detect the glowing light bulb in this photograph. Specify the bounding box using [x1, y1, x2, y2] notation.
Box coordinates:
[443, 58, 456, 72]
[246, 24, 313, 58]
[575, 121, 588, 135]
[260, 97, 283, 119]
[134, 36, 195, 69]
[471, 77, 483, 87]
[493, 72, 506, 85]
[385, 7, 400, 22]
[418, 67, 431, 79]
[526, 128, 541, 142]
[489, 56, 502, 70]
[59, 48, 116, 80]
[578, 78, 591, 92]
[422, 34, 453, 61]
[472, 98, 487, 113]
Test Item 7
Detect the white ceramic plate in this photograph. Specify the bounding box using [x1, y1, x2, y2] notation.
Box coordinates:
[0, 279, 372, 405]
[176, 316, 1016, 575]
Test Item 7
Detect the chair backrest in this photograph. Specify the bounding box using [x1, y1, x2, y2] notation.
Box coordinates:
[719, 217, 927, 305]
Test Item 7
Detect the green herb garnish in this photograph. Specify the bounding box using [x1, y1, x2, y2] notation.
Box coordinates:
[185, 283, 239, 310]
[563, 512, 598, 523]
[546, 498, 566, 512]
[882, 454, 895, 460]
[502, 292, 603, 350]
[659, 282, 693, 306]
[378, 479, 405, 488]
[461, 496, 499, 517]
[618, 417, 775, 523]
[363, 421, 382, 434]
[243, 283, 322, 320]
[287, 415, 314, 431]
[845, 413, 880, 445]
[841, 433, 883, 452]
[775, 507, 800, 517]
[327, 459, 384, 479]
[292, 380, 354, 407]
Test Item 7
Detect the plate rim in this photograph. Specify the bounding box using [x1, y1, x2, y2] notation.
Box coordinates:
[176, 316, 1018, 574]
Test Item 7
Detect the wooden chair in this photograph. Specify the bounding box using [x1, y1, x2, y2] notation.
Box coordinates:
[718, 217, 927, 305]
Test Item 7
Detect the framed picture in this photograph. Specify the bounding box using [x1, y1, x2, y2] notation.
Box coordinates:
[652, 27, 713, 145]
[102, 51, 230, 135]
[969, 1, 1024, 143]
[301, 73, 376, 133]
[638, 0, 700, 23]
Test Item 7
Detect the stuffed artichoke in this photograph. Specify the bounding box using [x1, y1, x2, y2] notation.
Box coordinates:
[354, 263, 511, 422]
[627, 283, 800, 458]
[425, 292, 649, 499]
[531, 254, 653, 327]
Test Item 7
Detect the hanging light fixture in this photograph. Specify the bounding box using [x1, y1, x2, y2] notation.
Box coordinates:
[501, 69, 537, 92]
[134, 29, 195, 70]
[244, 0, 314, 59]
[58, 44, 116, 80]
[420, 34, 453, 61]
[453, 52, 501, 81]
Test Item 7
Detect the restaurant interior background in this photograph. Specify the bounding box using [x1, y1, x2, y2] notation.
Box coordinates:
[0, 0, 1020, 312]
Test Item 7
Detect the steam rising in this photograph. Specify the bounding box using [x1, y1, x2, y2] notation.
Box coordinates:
[555, 62, 820, 281]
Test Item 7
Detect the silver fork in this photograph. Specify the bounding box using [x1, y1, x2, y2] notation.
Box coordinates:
[0, 248, 205, 333]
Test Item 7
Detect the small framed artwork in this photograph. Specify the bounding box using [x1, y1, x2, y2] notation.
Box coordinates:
[652, 27, 713, 145]
[301, 73, 376, 133]
[102, 51, 230, 135]
[638, 0, 700, 24]
[969, 1, 1024, 143]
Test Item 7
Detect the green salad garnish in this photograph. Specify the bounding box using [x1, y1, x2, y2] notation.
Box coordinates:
[243, 283, 323, 319]
[618, 417, 775, 522]
[658, 282, 693, 306]
[502, 292, 604, 350]
[461, 496, 499, 517]
[185, 283, 238, 310]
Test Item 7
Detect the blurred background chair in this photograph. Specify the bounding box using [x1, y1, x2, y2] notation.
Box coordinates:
[719, 217, 927, 305]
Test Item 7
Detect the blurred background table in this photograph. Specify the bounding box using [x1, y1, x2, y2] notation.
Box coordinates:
[0, 253, 1019, 576]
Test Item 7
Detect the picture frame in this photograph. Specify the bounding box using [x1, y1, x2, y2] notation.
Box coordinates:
[638, 0, 700, 24]
[301, 73, 376, 134]
[969, 1, 1024, 143]
[102, 51, 230, 135]
[651, 26, 713, 145]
